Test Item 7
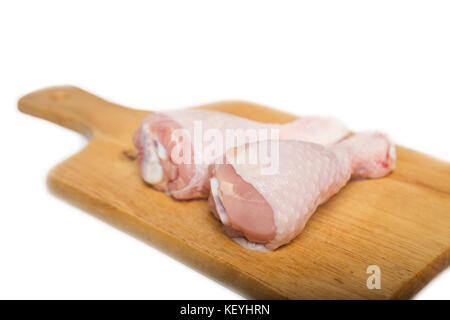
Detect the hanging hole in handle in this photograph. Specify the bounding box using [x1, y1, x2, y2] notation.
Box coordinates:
[49, 90, 69, 101]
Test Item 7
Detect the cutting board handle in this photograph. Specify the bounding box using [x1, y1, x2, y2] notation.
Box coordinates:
[18, 86, 143, 139]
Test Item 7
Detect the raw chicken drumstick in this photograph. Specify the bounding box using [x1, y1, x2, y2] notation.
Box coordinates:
[209, 132, 396, 250]
[133, 109, 349, 200]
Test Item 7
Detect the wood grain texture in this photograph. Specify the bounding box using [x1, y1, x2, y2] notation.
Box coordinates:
[18, 86, 450, 299]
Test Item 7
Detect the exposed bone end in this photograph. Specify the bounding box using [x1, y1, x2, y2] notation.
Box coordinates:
[209, 177, 230, 225]
[141, 126, 166, 184]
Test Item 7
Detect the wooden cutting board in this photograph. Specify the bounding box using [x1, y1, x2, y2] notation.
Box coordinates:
[18, 86, 450, 299]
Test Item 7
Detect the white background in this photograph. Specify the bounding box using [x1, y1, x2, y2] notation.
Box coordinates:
[1, 1, 449, 299]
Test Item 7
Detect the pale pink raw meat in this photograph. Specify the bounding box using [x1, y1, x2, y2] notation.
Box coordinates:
[133, 109, 349, 200]
[209, 132, 396, 250]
